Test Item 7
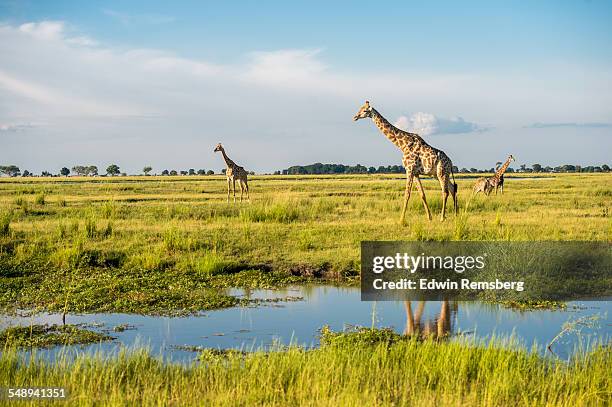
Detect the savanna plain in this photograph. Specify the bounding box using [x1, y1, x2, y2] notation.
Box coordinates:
[0, 173, 610, 406]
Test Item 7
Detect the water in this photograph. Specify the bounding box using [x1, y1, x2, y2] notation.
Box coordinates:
[1, 286, 609, 363]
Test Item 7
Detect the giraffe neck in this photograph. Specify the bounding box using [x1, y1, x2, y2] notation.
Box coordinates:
[370, 108, 420, 149]
[220, 149, 234, 168]
[493, 157, 512, 180]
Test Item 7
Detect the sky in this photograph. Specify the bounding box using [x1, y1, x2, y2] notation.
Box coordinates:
[1, 0, 611, 174]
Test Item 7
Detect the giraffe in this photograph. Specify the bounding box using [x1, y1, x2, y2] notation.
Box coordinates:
[472, 156, 514, 196]
[473, 176, 493, 196]
[493, 161, 505, 195]
[214, 143, 250, 203]
[487, 155, 514, 195]
[353, 101, 458, 222]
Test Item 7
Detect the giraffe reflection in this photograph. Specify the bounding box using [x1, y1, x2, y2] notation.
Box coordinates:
[403, 300, 457, 339]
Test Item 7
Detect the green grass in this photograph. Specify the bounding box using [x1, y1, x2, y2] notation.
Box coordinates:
[0, 173, 610, 314]
[0, 329, 609, 406]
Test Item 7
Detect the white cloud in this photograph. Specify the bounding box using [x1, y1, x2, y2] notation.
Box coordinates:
[394, 112, 484, 136]
[525, 122, 612, 129]
[0, 122, 37, 132]
[18, 21, 64, 41]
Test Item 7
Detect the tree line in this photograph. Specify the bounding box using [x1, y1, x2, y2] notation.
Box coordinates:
[0, 165, 224, 177]
[1, 162, 610, 177]
[276, 162, 611, 175]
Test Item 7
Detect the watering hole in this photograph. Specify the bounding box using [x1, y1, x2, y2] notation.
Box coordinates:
[1, 286, 609, 362]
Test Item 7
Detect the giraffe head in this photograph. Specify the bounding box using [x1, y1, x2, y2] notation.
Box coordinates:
[353, 100, 373, 121]
[214, 143, 224, 153]
[508, 154, 515, 162]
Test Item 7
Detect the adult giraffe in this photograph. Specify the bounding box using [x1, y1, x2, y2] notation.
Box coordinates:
[353, 101, 458, 222]
[214, 143, 250, 203]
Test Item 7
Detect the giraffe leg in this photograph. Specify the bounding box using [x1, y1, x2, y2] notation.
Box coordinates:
[233, 179, 236, 203]
[244, 180, 250, 202]
[226, 178, 231, 203]
[400, 173, 414, 224]
[414, 176, 432, 221]
[438, 176, 449, 221]
[239, 181, 244, 202]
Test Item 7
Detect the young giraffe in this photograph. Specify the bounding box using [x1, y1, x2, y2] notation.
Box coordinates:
[214, 143, 250, 203]
[487, 155, 514, 195]
[353, 101, 458, 222]
[473, 176, 493, 196]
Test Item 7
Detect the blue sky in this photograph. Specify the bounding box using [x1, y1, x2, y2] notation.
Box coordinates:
[1, 1, 611, 173]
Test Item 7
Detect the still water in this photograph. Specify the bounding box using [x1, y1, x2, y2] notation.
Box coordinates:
[1, 286, 609, 363]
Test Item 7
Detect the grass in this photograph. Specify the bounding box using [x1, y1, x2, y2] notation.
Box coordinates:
[0, 324, 112, 348]
[0, 173, 610, 314]
[0, 329, 609, 406]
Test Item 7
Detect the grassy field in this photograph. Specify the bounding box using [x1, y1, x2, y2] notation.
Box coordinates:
[0, 173, 610, 314]
[1, 329, 610, 406]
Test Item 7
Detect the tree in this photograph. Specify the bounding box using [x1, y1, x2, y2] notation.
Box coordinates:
[161, 169, 169, 176]
[88, 165, 98, 176]
[41, 171, 51, 177]
[22, 170, 31, 177]
[60, 167, 70, 177]
[532, 163, 542, 173]
[170, 170, 178, 176]
[602, 164, 610, 172]
[206, 170, 215, 175]
[0, 165, 20, 177]
[106, 164, 120, 176]
[188, 168, 196, 176]
[143, 166, 152, 175]
[180, 170, 188, 176]
[197, 169, 206, 175]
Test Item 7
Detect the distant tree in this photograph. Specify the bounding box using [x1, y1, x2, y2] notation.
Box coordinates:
[602, 164, 610, 172]
[161, 169, 169, 176]
[88, 165, 98, 176]
[60, 167, 70, 177]
[72, 166, 86, 176]
[1, 165, 20, 177]
[170, 170, 178, 176]
[221, 169, 226, 174]
[273, 170, 280, 175]
[197, 169, 206, 175]
[143, 166, 152, 175]
[106, 164, 120, 176]
[41, 171, 51, 177]
[22, 170, 31, 177]
[452, 166, 459, 173]
[532, 163, 542, 173]
[460, 168, 468, 173]
[206, 170, 215, 175]
[249, 171, 255, 175]
[180, 170, 188, 176]
[519, 164, 526, 172]
[469, 168, 478, 173]
[188, 168, 196, 176]
[506, 168, 514, 173]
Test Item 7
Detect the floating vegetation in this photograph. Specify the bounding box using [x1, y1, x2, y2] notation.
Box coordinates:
[0, 324, 113, 348]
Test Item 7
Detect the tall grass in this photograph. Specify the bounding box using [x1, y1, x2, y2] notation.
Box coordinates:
[0, 337, 609, 406]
